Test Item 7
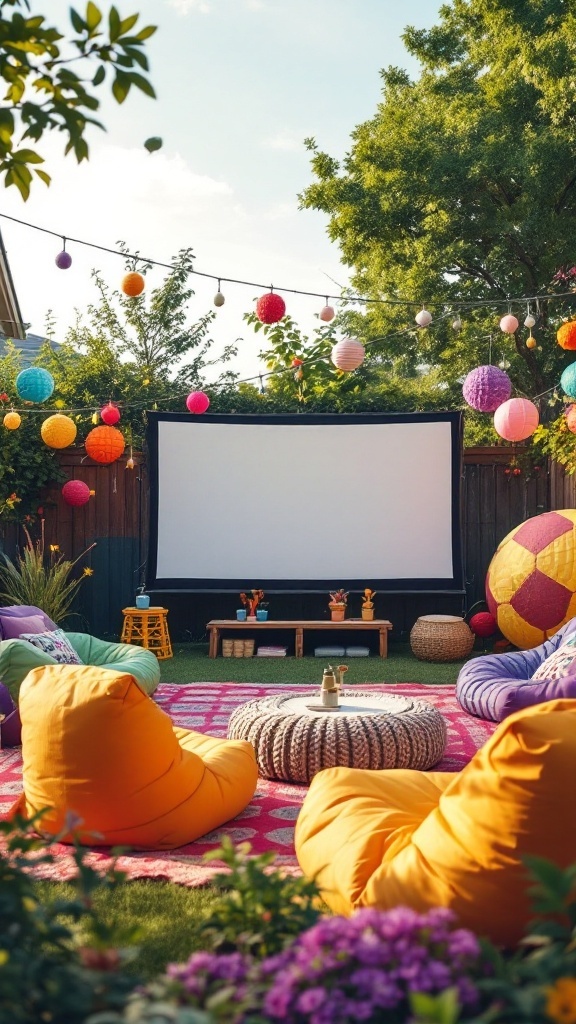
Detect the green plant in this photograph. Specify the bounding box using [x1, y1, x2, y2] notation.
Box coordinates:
[197, 838, 322, 958]
[0, 520, 95, 623]
[0, 812, 142, 1024]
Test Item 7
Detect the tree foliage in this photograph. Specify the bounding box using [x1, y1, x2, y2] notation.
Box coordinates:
[298, 0, 576, 431]
[0, 0, 157, 198]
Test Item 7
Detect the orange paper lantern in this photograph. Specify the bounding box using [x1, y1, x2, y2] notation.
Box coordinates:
[40, 413, 77, 449]
[3, 411, 21, 430]
[557, 320, 576, 350]
[121, 271, 145, 297]
[85, 425, 125, 464]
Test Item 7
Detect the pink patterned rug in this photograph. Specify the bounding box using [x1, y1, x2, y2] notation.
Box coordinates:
[0, 683, 496, 885]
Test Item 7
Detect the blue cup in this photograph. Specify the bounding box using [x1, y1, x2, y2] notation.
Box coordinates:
[136, 594, 150, 609]
[236, 609, 247, 621]
[256, 609, 268, 621]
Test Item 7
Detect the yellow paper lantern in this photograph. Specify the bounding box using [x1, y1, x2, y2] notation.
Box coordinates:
[3, 411, 21, 430]
[40, 413, 77, 449]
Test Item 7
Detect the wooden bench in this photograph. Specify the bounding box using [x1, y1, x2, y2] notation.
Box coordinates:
[206, 619, 393, 658]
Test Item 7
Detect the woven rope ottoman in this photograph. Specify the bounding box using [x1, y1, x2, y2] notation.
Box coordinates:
[227, 691, 447, 784]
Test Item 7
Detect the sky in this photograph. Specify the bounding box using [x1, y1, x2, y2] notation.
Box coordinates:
[0, 0, 443, 387]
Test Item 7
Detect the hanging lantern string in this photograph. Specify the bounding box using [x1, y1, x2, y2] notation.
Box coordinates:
[2, 210, 576, 311]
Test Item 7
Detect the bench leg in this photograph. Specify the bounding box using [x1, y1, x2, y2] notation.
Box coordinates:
[209, 627, 219, 658]
[379, 628, 388, 658]
[295, 627, 304, 658]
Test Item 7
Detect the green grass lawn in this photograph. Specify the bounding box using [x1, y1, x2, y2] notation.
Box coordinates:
[158, 641, 479, 686]
[34, 642, 481, 979]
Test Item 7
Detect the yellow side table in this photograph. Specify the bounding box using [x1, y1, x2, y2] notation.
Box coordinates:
[121, 607, 173, 660]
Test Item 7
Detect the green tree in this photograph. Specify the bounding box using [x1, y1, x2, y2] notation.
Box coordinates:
[299, 0, 576, 419]
[0, 0, 157, 199]
[42, 248, 238, 445]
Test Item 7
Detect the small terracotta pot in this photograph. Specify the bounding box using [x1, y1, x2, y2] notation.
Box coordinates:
[329, 604, 346, 621]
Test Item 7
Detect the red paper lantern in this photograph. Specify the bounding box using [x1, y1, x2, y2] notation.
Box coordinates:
[557, 320, 576, 350]
[469, 611, 497, 638]
[101, 402, 121, 425]
[85, 425, 125, 464]
[186, 391, 210, 414]
[256, 292, 286, 324]
[62, 480, 91, 507]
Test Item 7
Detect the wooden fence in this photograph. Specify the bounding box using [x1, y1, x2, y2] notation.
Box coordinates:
[1, 447, 575, 642]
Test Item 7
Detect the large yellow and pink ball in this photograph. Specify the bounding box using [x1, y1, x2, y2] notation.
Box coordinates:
[486, 509, 576, 648]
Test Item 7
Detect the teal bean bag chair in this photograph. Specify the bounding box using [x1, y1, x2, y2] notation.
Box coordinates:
[0, 631, 160, 701]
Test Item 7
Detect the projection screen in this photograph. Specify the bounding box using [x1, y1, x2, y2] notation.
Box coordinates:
[146, 411, 464, 593]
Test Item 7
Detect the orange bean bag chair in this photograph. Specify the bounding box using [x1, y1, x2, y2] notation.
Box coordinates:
[11, 664, 258, 850]
[295, 699, 576, 947]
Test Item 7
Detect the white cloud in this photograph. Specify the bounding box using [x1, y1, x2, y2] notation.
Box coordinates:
[165, 0, 211, 13]
[261, 130, 304, 152]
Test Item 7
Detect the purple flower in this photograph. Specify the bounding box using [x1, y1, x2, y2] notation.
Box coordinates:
[295, 988, 326, 1014]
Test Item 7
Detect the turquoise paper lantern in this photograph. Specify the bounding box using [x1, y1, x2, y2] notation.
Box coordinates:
[16, 367, 54, 403]
[561, 362, 576, 399]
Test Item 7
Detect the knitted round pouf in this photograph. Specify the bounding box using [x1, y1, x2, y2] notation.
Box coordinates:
[227, 691, 447, 783]
[410, 614, 475, 662]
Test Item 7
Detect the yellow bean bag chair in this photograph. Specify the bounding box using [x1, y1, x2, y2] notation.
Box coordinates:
[11, 664, 258, 850]
[295, 699, 576, 947]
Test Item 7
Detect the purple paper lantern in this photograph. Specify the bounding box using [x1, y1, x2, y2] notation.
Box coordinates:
[55, 250, 72, 269]
[462, 365, 512, 412]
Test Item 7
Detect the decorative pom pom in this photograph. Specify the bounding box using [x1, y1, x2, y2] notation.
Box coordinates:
[256, 292, 286, 324]
[499, 314, 519, 333]
[62, 480, 91, 507]
[557, 320, 576, 351]
[55, 251, 72, 270]
[469, 611, 497, 637]
[101, 402, 121, 425]
[462, 365, 512, 412]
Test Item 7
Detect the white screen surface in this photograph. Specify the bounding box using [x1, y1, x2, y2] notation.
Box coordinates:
[148, 413, 462, 590]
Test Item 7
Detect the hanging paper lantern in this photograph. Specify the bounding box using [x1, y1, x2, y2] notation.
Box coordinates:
[415, 308, 432, 327]
[62, 480, 91, 507]
[526, 335, 537, 350]
[331, 338, 365, 371]
[100, 402, 121, 425]
[320, 304, 335, 322]
[55, 250, 72, 270]
[452, 317, 462, 331]
[462, 365, 511, 412]
[40, 413, 77, 449]
[493, 398, 539, 441]
[3, 411, 21, 430]
[566, 405, 576, 433]
[121, 271, 145, 297]
[499, 314, 519, 333]
[256, 292, 286, 324]
[557, 320, 576, 350]
[85, 425, 125, 464]
[186, 390, 210, 414]
[16, 367, 54, 403]
[524, 314, 536, 329]
[291, 357, 303, 367]
[214, 291, 225, 307]
[561, 362, 576, 399]
[469, 611, 497, 638]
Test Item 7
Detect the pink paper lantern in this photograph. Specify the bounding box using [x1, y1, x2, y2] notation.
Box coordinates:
[493, 398, 539, 441]
[101, 402, 121, 425]
[330, 338, 365, 371]
[320, 304, 335, 322]
[186, 390, 210, 414]
[500, 314, 519, 333]
[62, 480, 91, 507]
[566, 405, 576, 434]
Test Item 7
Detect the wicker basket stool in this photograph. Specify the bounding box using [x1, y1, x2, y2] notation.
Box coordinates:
[227, 691, 447, 784]
[410, 614, 474, 662]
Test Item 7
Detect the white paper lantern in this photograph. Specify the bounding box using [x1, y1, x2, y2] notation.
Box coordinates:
[452, 317, 462, 331]
[415, 308, 433, 327]
[214, 291, 225, 307]
[524, 314, 536, 328]
[331, 338, 365, 371]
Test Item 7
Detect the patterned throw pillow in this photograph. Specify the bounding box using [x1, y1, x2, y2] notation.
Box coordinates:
[532, 634, 576, 681]
[20, 629, 84, 665]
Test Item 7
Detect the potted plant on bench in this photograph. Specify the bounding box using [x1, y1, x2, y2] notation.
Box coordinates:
[328, 588, 348, 622]
[361, 588, 376, 620]
[240, 589, 265, 621]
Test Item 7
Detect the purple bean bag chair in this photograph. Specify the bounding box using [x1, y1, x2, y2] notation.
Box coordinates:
[456, 618, 576, 722]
